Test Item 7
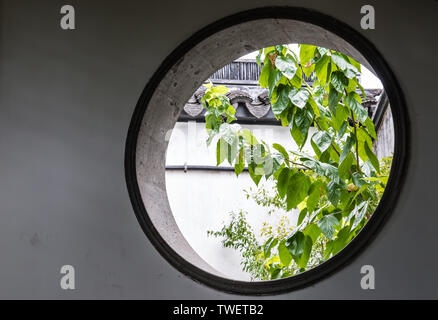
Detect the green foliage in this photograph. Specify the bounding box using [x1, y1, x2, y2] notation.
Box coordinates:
[207, 210, 267, 280]
[204, 44, 393, 280]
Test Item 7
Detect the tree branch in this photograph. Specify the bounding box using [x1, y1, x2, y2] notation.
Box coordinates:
[350, 109, 361, 174]
[285, 158, 312, 171]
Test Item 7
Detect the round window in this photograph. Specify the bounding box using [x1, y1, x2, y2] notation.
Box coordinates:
[125, 7, 408, 295]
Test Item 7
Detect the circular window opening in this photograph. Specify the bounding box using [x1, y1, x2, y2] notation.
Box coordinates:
[126, 8, 408, 295]
[166, 44, 391, 281]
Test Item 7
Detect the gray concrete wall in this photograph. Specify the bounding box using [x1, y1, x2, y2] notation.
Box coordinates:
[0, 0, 436, 299]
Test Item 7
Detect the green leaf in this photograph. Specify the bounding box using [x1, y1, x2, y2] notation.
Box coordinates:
[268, 69, 282, 98]
[323, 240, 333, 259]
[357, 128, 372, 162]
[338, 120, 348, 139]
[294, 107, 313, 146]
[264, 46, 276, 55]
[332, 226, 351, 255]
[272, 85, 291, 115]
[329, 145, 340, 163]
[308, 96, 320, 116]
[357, 127, 373, 149]
[307, 181, 323, 214]
[327, 181, 341, 207]
[259, 62, 271, 88]
[276, 167, 291, 198]
[338, 151, 354, 179]
[330, 71, 348, 93]
[278, 240, 292, 266]
[264, 237, 278, 258]
[226, 141, 238, 165]
[219, 123, 239, 146]
[345, 53, 361, 74]
[340, 134, 355, 163]
[303, 223, 321, 243]
[206, 129, 216, 146]
[317, 47, 329, 58]
[234, 148, 245, 176]
[349, 201, 369, 230]
[269, 267, 282, 279]
[286, 231, 305, 257]
[275, 55, 298, 80]
[203, 81, 213, 90]
[252, 143, 265, 165]
[296, 235, 313, 268]
[311, 131, 332, 153]
[240, 129, 258, 145]
[297, 153, 340, 183]
[346, 92, 368, 123]
[299, 44, 317, 79]
[339, 188, 353, 210]
[327, 88, 340, 116]
[314, 54, 330, 87]
[290, 123, 304, 147]
[364, 117, 377, 140]
[272, 153, 283, 173]
[364, 142, 380, 173]
[289, 87, 310, 109]
[297, 208, 308, 226]
[210, 85, 229, 95]
[205, 107, 222, 132]
[346, 77, 358, 93]
[332, 103, 349, 131]
[349, 185, 368, 206]
[279, 106, 294, 126]
[352, 172, 366, 188]
[331, 53, 358, 79]
[322, 163, 341, 184]
[248, 162, 263, 186]
[310, 139, 322, 158]
[286, 171, 311, 210]
[290, 67, 303, 88]
[273, 143, 289, 162]
[318, 214, 339, 239]
[262, 155, 273, 178]
[216, 138, 227, 165]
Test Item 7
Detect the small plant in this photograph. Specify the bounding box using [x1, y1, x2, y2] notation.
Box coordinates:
[207, 210, 267, 280]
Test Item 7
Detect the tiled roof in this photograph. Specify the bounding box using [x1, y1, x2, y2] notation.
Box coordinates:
[179, 60, 382, 124]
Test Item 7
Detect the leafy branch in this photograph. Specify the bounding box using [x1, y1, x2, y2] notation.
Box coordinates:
[203, 43, 390, 280]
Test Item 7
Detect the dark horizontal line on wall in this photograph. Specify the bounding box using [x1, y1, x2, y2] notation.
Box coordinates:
[165, 165, 248, 172]
[210, 79, 260, 86]
[176, 115, 282, 126]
